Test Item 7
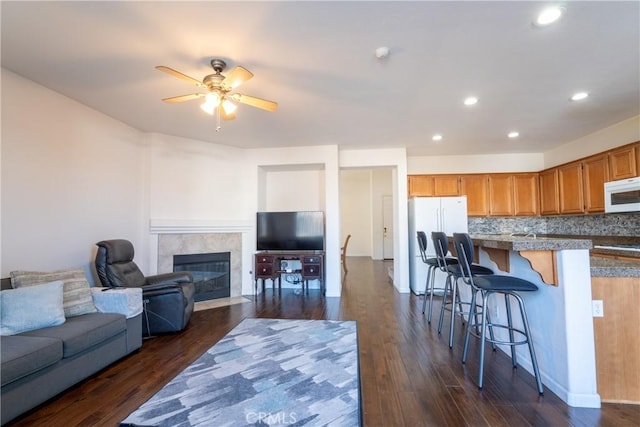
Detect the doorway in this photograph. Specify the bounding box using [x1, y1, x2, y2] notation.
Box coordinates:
[339, 168, 393, 260]
[382, 195, 394, 259]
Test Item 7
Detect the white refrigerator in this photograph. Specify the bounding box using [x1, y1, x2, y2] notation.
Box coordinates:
[408, 196, 468, 295]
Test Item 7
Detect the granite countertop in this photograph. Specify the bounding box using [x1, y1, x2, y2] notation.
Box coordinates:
[590, 256, 640, 278]
[548, 234, 640, 259]
[467, 234, 593, 251]
[465, 233, 639, 278]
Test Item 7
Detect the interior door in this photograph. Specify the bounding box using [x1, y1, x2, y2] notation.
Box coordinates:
[382, 195, 394, 259]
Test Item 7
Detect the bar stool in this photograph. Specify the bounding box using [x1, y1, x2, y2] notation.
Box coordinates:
[453, 232, 543, 394]
[432, 231, 493, 348]
[416, 231, 457, 323]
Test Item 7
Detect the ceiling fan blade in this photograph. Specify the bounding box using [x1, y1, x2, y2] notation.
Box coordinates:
[221, 66, 254, 90]
[231, 93, 278, 112]
[156, 66, 203, 87]
[161, 93, 205, 103]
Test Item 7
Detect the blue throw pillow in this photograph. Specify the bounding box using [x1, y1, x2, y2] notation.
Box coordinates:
[0, 280, 65, 335]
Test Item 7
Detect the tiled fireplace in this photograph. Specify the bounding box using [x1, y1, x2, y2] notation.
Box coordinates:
[156, 232, 243, 299]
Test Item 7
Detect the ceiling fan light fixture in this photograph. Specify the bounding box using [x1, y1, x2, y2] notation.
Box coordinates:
[200, 93, 221, 115]
[222, 98, 237, 115]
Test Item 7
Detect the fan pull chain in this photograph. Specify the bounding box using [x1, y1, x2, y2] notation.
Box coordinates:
[215, 106, 221, 132]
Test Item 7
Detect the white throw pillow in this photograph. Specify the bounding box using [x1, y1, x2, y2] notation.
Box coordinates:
[0, 280, 66, 335]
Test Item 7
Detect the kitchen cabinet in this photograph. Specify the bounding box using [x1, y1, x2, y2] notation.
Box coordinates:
[408, 175, 434, 197]
[488, 174, 514, 216]
[513, 173, 539, 216]
[609, 144, 637, 180]
[410, 173, 539, 217]
[558, 162, 585, 214]
[539, 169, 560, 215]
[583, 154, 610, 213]
[460, 175, 489, 216]
[433, 175, 460, 196]
[591, 276, 640, 404]
[408, 175, 460, 197]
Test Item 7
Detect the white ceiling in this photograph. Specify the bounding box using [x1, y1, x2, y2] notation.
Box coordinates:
[2, 1, 639, 156]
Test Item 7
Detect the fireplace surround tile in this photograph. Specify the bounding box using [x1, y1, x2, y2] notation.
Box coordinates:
[158, 233, 242, 298]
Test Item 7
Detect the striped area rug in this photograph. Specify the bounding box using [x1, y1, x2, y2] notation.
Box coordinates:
[120, 318, 360, 426]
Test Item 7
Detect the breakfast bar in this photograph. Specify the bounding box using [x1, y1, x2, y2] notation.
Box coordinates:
[463, 234, 600, 408]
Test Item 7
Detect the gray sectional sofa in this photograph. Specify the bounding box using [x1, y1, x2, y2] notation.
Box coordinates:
[0, 278, 142, 425]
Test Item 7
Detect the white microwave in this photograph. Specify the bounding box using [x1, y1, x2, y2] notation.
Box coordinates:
[604, 177, 640, 213]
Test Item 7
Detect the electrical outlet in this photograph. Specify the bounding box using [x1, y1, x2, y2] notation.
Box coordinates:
[592, 300, 604, 317]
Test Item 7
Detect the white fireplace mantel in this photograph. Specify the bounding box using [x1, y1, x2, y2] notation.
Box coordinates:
[149, 219, 252, 234]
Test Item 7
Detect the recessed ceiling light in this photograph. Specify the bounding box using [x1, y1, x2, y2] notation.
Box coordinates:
[508, 131, 520, 139]
[463, 96, 478, 106]
[432, 134, 443, 141]
[571, 92, 589, 101]
[535, 6, 563, 26]
[375, 46, 390, 59]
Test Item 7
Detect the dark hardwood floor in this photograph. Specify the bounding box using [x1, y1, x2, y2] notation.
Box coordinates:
[6, 257, 640, 426]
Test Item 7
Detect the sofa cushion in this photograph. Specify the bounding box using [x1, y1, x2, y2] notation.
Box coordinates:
[0, 335, 63, 386]
[11, 269, 97, 318]
[0, 281, 66, 335]
[19, 313, 126, 358]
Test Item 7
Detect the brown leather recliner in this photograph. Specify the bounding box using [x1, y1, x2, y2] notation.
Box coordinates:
[95, 239, 195, 335]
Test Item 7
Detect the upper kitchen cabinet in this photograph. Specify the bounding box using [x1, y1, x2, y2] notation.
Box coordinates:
[461, 175, 489, 216]
[608, 143, 638, 180]
[433, 175, 460, 196]
[488, 174, 513, 216]
[408, 174, 460, 197]
[408, 175, 434, 197]
[512, 173, 540, 216]
[539, 168, 560, 215]
[558, 162, 585, 214]
[583, 154, 610, 213]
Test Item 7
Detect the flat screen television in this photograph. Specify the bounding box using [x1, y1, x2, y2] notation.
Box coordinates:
[256, 211, 325, 251]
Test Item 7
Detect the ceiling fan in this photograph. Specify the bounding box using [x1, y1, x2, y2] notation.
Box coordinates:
[156, 59, 277, 129]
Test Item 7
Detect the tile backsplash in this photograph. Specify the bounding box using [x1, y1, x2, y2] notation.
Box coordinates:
[468, 212, 640, 236]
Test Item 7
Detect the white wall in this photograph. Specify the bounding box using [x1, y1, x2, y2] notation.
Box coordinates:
[262, 166, 325, 212]
[407, 152, 544, 174]
[147, 133, 251, 221]
[339, 169, 373, 257]
[1, 70, 146, 281]
[543, 115, 640, 168]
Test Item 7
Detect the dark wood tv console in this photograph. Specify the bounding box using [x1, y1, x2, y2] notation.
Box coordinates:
[254, 251, 325, 296]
